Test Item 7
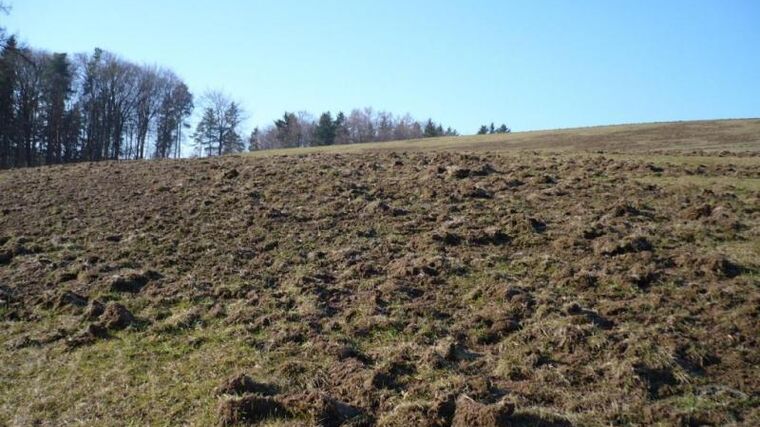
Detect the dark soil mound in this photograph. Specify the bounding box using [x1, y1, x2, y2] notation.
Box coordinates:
[100, 303, 135, 330]
[217, 394, 289, 426]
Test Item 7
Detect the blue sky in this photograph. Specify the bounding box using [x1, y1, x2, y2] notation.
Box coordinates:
[3, 0, 759, 134]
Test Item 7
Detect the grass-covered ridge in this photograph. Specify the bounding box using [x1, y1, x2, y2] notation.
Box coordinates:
[247, 118, 760, 157]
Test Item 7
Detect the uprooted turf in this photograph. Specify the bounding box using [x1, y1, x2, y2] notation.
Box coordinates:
[1, 147, 759, 425]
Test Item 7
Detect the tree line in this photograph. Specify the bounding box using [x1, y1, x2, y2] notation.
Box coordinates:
[0, 2, 193, 169]
[245, 108, 458, 152]
[477, 123, 511, 135]
[0, 40, 193, 169]
[1, 2, 510, 167]
[189, 95, 461, 155]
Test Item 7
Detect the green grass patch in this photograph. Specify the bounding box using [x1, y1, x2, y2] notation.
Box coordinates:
[0, 322, 265, 426]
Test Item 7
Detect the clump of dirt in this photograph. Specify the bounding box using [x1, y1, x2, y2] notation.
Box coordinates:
[466, 227, 510, 246]
[527, 217, 547, 233]
[83, 299, 105, 320]
[108, 270, 161, 293]
[596, 235, 653, 256]
[215, 374, 278, 397]
[214, 375, 364, 426]
[67, 323, 109, 348]
[52, 291, 88, 311]
[380, 393, 456, 427]
[0, 248, 13, 265]
[366, 360, 415, 390]
[217, 394, 288, 426]
[446, 166, 472, 179]
[278, 391, 365, 427]
[364, 200, 407, 217]
[451, 395, 514, 427]
[467, 186, 493, 199]
[701, 255, 743, 278]
[611, 201, 648, 217]
[154, 306, 205, 331]
[221, 168, 239, 180]
[99, 302, 135, 330]
[682, 203, 713, 220]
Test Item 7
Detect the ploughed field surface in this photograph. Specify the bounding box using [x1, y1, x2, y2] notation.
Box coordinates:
[1, 124, 760, 426]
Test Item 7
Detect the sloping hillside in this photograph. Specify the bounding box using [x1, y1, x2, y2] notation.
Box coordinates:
[1, 120, 759, 426]
[249, 119, 760, 156]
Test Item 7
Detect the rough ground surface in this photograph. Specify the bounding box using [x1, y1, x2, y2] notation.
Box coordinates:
[1, 121, 759, 426]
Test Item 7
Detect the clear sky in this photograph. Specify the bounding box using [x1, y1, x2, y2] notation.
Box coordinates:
[3, 0, 759, 134]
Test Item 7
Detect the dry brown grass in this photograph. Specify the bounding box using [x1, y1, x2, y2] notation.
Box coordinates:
[248, 118, 760, 157]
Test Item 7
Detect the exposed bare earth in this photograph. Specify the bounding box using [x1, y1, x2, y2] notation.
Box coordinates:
[1, 120, 759, 426]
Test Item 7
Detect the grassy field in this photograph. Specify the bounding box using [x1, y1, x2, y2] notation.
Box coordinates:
[1, 119, 759, 426]
[248, 118, 760, 157]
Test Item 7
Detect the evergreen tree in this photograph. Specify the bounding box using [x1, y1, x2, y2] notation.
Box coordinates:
[489, 122, 495, 134]
[80, 48, 104, 161]
[15, 47, 43, 167]
[423, 118, 438, 137]
[334, 111, 349, 144]
[192, 93, 243, 156]
[62, 103, 82, 162]
[274, 112, 300, 148]
[248, 127, 260, 151]
[0, 36, 17, 168]
[41, 53, 73, 164]
[222, 102, 244, 154]
[477, 125, 488, 135]
[222, 129, 244, 154]
[376, 112, 394, 141]
[192, 108, 217, 156]
[313, 111, 336, 146]
[496, 123, 511, 134]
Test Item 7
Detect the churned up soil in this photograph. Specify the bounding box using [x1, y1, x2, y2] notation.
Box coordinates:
[1, 126, 759, 426]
